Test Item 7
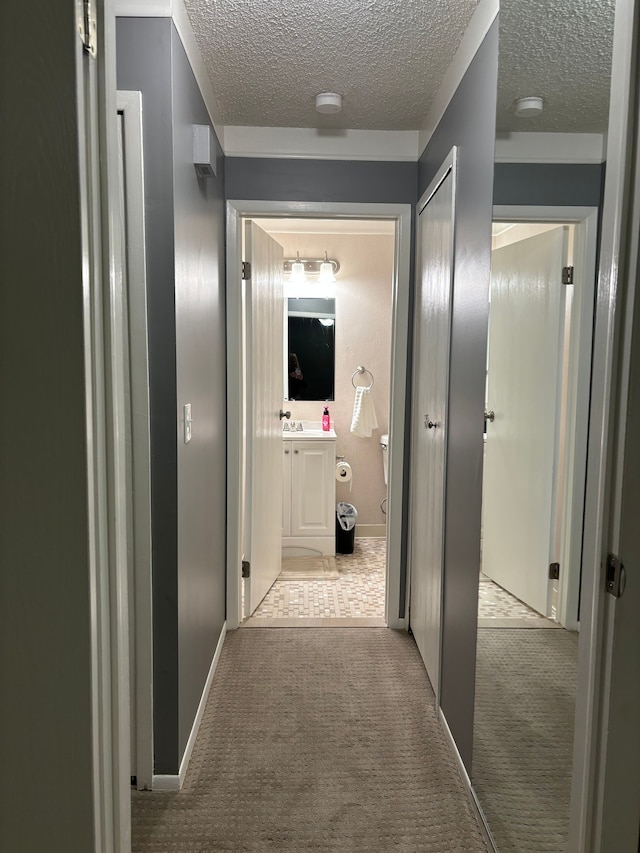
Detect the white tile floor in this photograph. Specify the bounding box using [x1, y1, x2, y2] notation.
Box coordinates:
[243, 539, 554, 626]
[247, 538, 386, 621]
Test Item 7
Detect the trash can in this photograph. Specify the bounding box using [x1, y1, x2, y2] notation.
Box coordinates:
[336, 502, 357, 554]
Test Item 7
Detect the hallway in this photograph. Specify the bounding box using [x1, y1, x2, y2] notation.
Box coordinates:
[132, 629, 489, 852]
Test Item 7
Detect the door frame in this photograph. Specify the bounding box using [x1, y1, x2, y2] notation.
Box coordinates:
[492, 205, 598, 631]
[226, 200, 412, 630]
[116, 90, 154, 792]
[569, 0, 640, 846]
[85, 1, 131, 847]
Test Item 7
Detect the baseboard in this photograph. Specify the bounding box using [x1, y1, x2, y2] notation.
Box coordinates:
[152, 620, 227, 792]
[438, 707, 497, 852]
[355, 524, 386, 538]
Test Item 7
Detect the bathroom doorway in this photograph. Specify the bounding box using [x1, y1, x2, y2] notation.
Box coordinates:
[244, 217, 394, 624]
[225, 201, 412, 630]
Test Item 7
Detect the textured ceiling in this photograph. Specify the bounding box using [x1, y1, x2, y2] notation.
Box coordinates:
[496, 0, 614, 133]
[184, 0, 615, 135]
[185, 0, 478, 130]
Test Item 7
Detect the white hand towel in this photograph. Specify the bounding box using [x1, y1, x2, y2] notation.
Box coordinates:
[350, 386, 378, 437]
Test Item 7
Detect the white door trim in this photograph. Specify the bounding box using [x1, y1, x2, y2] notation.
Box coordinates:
[569, 0, 640, 848]
[492, 204, 598, 632]
[87, 1, 131, 849]
[225, 200, 412, 631]
[117, 90, 154, 792]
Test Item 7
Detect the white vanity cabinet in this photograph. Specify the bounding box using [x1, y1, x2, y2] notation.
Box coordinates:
[282, 437, 336, 556]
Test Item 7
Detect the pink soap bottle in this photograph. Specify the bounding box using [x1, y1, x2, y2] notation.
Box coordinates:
[322, 407, 330, 431]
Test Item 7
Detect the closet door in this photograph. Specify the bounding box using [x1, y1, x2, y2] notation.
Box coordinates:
[408, 150, 457, 700]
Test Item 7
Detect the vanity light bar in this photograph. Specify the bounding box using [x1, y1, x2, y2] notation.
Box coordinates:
[283, 257, 340, 275]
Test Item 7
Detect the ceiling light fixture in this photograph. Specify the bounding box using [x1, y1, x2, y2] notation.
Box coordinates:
[315, 92, 342, 114]
[318, 251, 337, 284]
[514, 96, 544, 118]
[289, 252, 307, 284]
[284, 253, 340, 283]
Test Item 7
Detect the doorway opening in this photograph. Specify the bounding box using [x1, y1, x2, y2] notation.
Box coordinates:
[472, 207, 598, 852]
[242, 217, 394, 625]
[225, 201, 412, 632]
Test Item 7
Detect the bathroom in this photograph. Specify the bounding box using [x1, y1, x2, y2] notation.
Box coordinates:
[245, 217, 395, 621]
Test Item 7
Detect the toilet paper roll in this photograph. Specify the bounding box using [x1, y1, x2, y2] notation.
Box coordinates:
[335, 461, 353, 492]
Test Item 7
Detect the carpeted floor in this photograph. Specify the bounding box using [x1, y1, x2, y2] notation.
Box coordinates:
[472, 628, 579, 852]
[133, 629, 489, 852]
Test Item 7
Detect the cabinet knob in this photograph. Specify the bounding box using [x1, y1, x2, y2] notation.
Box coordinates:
[294, 449, 299, 454]
[284, 449, 290, 454]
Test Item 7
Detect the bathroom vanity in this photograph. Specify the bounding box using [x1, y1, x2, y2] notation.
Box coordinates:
[282, 422, 336, 556]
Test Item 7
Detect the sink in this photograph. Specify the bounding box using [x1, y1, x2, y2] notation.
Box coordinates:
[283, 420, 336, 439]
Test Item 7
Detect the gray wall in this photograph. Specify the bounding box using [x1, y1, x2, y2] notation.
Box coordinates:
[117, 15, 178, 775]
[117, 17, 227, 775]
[0, 3, 95, 850]
[171, 27, 227, 760]
[226, 157, 418, 204]
[493, 162, 605, 207]
[417, 20, 499, 771]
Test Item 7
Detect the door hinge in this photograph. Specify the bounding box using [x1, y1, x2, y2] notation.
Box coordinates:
[549, 562, 560, 580]
[562, 266, 574, 285]
[241, 560, 251, 579]
[77, 0, 97, 56]
[242, 261, 251, 280]
[605, 553, 627, 598]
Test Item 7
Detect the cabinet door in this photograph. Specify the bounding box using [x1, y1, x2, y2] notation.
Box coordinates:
[291, 441, 335, 536]
[282, 444, 292, 536]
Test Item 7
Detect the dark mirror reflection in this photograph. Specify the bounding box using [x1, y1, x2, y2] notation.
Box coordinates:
[286, 297, 335, 401]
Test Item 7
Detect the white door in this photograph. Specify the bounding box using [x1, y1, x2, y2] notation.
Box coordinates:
[482, 227, 568, 615]
[244, 221, 284, 616]
[409, 154, 456, 699]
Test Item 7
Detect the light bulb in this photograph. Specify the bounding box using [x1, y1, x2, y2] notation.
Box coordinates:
[289, 253, 307, 283]
[317, 252, 336, 284]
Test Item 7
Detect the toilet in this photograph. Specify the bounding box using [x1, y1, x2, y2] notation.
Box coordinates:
[380, 433, 389, 485]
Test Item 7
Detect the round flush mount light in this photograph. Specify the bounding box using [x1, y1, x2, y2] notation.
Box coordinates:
[515, 96, 544, 118]
[316, 92, 342, 114]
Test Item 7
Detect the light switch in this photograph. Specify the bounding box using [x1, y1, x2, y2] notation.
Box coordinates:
[184, 403, 192, 444]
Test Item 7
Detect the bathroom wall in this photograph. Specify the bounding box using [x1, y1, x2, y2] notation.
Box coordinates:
[268, 228, 395, 533]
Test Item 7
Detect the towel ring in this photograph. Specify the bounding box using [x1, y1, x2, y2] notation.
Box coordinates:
[351, 366, 374, 390]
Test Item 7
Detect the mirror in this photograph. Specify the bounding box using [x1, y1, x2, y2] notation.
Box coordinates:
[471, 2, 615, 851]
[285, 297, 335, 401]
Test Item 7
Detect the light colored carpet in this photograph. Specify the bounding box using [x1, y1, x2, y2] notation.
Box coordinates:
[279, 555, 339, 580]
[133, 629, 489, 852]
[472, 628, 579, 852]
